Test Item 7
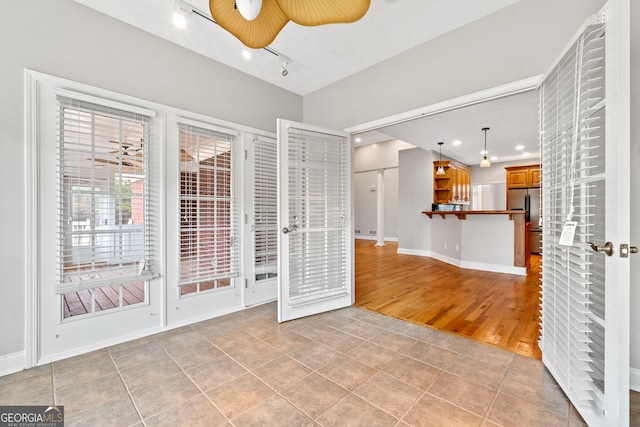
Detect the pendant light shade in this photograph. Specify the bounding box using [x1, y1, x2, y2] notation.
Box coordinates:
[210, 0, 371, 48]
[436, 142, 446, 176]
[236, 0, 263, 21]
[480, 127, 491, 168]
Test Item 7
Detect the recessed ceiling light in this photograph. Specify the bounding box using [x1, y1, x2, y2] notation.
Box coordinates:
[242, 48, 252, 60]
[173, 11, 186, 29]
[490, 156, 498, 161]
[452, 140, 461, 146]
[515, 145, 525, 150]
[523, 152, 530, 156]
[354, 137, 362, 143]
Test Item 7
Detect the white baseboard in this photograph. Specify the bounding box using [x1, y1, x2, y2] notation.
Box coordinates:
[397, 248, 431, 257]
[0, 351, 26, 377]
[355, 236, 398, 242]
[631, 367, 640, 392]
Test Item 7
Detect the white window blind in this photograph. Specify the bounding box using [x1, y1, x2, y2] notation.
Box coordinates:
[287, 127, 348, 307]
[539, 21, 606, 405]
[178, 123, 239, 291]
[253, 136, 278, 281]
[56, 96, 155, 294]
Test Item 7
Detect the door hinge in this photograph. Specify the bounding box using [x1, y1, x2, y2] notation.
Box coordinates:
[245, 214, 248, 224]
[245, 278, 248, 288]
[245, 149, 248, 160]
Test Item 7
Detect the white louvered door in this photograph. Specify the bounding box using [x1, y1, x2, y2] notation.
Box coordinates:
[277, 119, 353, 322]
[539, 1, 630, 425]
[246, 134, 279, 306]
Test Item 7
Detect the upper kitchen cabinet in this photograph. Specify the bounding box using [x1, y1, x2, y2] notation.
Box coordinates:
[505, 164, 540, 189]
[434, 160, 471, 204]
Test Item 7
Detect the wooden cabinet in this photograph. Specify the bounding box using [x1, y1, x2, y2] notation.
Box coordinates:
[434, 160, 471, 204]
[505, 164, 541, 189]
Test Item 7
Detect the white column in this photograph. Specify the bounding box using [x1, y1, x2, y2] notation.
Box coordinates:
[376, 169, 385, 247]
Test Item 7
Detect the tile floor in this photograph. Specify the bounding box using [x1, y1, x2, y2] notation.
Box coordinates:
[0, 303, 634, 426]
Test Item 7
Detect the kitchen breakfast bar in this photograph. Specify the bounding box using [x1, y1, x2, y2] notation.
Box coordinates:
[421, 210, 529, 276]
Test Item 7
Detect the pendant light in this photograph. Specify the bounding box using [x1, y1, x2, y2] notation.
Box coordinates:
[480, 127, 491, 168]
[436, 142, 446, 176]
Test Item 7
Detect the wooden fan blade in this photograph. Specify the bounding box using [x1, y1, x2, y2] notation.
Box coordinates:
[209, 0, 289, 48]
[276, 0, 370, 26]
[93, 157, 136, 168]
[180, 149, 194, 162]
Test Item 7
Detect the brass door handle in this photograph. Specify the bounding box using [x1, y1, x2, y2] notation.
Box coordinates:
[587, 241, 614, 257]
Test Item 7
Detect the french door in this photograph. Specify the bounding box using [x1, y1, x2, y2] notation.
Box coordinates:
[277, 119, 353, 322]
[538, 1, 630, 425]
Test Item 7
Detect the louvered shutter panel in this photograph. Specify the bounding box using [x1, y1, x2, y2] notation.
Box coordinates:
[539, 20, 606, 405]
[177, 122, 240, 290]
[56, 95, 155, 294]
[286, 127, 349, 306]
[253, 135, 278, 280]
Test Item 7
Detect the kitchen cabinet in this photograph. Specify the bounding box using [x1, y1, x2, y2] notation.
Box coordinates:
[433, 160, 471, 204]
[505, 164, 541, 189]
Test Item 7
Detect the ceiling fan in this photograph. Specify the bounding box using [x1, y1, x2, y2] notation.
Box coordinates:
[209, 0, 371, 48]
[91, 140, 144, 168]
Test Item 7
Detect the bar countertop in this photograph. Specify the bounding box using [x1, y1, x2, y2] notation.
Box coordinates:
[421, 210, 528, 220]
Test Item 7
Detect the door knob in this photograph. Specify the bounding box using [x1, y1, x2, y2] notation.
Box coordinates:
[587, 241, 614, 257]
[282, 224, 298, 234]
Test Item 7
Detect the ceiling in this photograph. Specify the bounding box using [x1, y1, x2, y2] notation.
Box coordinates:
[355, 89, 541, 166]
[73, 0, 519, 96]
[73, 0, 538, 166]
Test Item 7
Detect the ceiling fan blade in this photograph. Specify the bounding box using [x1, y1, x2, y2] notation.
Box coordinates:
[180, 149, 195, 162]
[276, 0, 370, 26]
[209, 0, 289, 49]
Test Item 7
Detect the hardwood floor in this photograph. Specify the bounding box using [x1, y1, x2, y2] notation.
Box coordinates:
[354, 239, 542, 359]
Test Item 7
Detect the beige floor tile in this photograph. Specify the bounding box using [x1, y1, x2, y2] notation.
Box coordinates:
[55, 372, 128, 415]
[200, 328, 254, 352]
[314, 311, 354, 329]
[154, 329, 210, 355]
[386, 320, 432, 340]
[338, 307, 374, 321]
[230, 395, 312, 427]
[314, 329, 365, 353]
[252, 356, 311, 391]
[186, 355, 248, 392]
[205, 373, 274, 419]
[261, 330, 311, 353]
[289, 322, 337, 341]
[499, 370, 568, 416]
[109, 341, 167, 370]
[52, 348, 109, 370]
[225, 338, 283, 371]
[421, 330, 470, 353]
[144, 394, 227, 427]
[461, 340, 516, 369]
[369, 330, 418, 353]
[569, 405, 588, 426]
[118, 353, 181, 392]
[152, 325, 195, 341]
[280, 373, 349, 418]
[241, 319, 289, 340]
[403, 341, 457, 370]
[402, 394, 483, 427]
[353, 372, 422, 418]
[487, 392, 568, 427]
[316, 394, 398, 427]
[65, 395, 140, 427]
[288, 341, 341, 370]
[108, 336, 155, 355]
[428, 372, 497, 417]
[346, 341, 399, 370]
[381, 354, 442, 391]
[0, 364, 51, 386]
[317, 355, 377, 391]
[445, 355, 507, 389]
[130, 372, 200, 418]
[339, 320, 384, 340]
[52, 353, 117, 389]
[167, 340, 227, 371]
[360, 311, 406, 329]
[0, 372, 53, 406]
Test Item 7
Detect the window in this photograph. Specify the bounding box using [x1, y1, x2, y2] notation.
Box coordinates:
[178, 122, 240, 296]
[253, 136, 278, 282]
[57, 96, 155, 317]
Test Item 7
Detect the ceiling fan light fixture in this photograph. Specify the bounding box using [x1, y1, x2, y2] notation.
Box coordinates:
[480, 127, 491, 168]
[235, 0, 262, 21]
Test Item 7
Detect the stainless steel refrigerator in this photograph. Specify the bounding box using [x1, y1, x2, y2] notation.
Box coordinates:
[507, 188, 542, 254]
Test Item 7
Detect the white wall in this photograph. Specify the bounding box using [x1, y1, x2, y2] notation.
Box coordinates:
[398, 148, 433, 254]
[303, 0, 606, 131]
[0, 0, 301, 361]
[353, 140, 414, 240]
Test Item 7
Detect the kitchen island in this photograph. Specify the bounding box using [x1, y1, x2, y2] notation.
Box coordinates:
[421, 210, 528, 276]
